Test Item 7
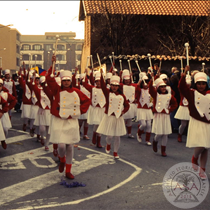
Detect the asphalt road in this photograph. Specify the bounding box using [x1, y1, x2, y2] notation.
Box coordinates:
[0, 111, 209, 210]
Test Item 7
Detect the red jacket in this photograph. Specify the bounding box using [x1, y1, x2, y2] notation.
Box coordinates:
[19, 76, 33, 105]
[0, 96, 8, 113]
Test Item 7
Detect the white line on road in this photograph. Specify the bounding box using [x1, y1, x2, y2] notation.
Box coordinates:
[6, 134, 34, 144]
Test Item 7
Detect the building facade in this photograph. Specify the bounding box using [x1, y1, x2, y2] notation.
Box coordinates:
[0, 24, 84, 75]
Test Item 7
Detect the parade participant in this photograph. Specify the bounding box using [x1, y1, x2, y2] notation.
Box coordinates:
[149, 77, 178, 157]
[0, 79, 16, 149]
[105, 72, 112, 88]
[46, 55, 91, 179]
[97, 71, 130, 159]
[2, 69, 17, 119]
[175, 74, 191, 142]
[29, 75, 53, 151]
[136, 75, 153, 145]
[179, 66, 210, 179]
[0, 94, 8, 150]
[159, 74, 174, 95]
[27, 72, 40, 138]
[120, 69, 137, 138]
[72, 70, 91, 140]
[83, 69, 106, 148]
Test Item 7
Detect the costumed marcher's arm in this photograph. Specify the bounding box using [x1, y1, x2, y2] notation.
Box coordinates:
[89, 71, 95, 86]
[169, 95, 178, 113]
[0, 96, 9, 117]
[7, 93, 17, 110]
[121, 95, 130, 116]
[82, 75, 93, 93]
[46, 66, 59, 96]
[100, 70, 109, 99]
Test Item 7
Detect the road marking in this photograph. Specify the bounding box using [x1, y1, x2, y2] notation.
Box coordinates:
[29, 157, 57, 168]
[0, 146, 142, 209]
[7, 134, 34, 144]
[9, 128, 30, 135]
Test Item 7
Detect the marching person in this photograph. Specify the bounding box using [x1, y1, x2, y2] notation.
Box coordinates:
[0, 79, 16, 149]
[97, 70, 130, 159]
[72, 70, 91, 140]
[120, 69, 137, 138]
[136, 73, 153, 145]
[2, 69, 17, 119]
[0, 93, 9, 151]
[28, 75, 53, 151]
[46, 55, 91, 179]
[83, 69, 106, 148]
[149, 76, 178, 157]
[179, 66, 210, 179]
[175, 74, 191, 142]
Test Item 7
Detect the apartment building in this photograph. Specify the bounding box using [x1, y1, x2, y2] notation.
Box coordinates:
[0, 24, 84, 75]
[0, 24, 21, 74]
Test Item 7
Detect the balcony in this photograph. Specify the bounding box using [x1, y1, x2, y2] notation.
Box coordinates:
[23, 60, 44, 65]
[20, 50, 44, 54]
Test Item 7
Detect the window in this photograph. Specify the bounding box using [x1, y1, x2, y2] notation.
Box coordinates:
[16, 58, 20, 66]
[56, 54, 65, 61]
[46, 45, 52, 51]
[22, 44, 30, 50]
[33, 44, 42, 50]
[16, 45, 20, 53]
[16, 33, 20, 41]
[76, 44, 82, 51]
[32, 54, 42, 60]
[57, 45, 65, 50]
[22, 54, 29, 60]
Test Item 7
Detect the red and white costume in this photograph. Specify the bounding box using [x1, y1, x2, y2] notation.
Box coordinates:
[0, 96, 8, 141]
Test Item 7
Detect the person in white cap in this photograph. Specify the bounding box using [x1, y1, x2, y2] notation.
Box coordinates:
[28, 76, 53, 151]
[105, 72, 113, 89]
[149, 76, 178, 157]
[0, 94, 8, 152]
[27, 72, 41, 138]
[3, 69, 17, 119]
[0, 78, 16, 150]
[72, 69, 91, 140]
[46, 55, 91, 179]
[120, 69, 137, 138]
[83, 69, 106, 148]
[136, 74, 153, 145]
[179, 66, 210, 180]
[174, 74, 191, 142]
[97, 71, 130, 159]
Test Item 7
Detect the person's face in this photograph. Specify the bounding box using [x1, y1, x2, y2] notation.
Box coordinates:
[163, 78, 167, 84]
[62, 80, 71, 88]
[106, 79, 110, 84]
[159, 85, 167, 93]
[110, 84, 119, 93]
[196, 81, 207, 92]
[5, 74, 10, 80]
[95, 80, 101, 88]
[124, 79, 130, 85]
[35, 78, 39, 85]
[0, 84, 3, 91]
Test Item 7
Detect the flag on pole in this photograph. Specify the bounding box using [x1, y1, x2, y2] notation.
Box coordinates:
[30, 66, 46, 76]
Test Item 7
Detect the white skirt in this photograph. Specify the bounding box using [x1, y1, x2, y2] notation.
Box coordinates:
[123, 103, 137, 119]
[1, 112, 12, 132]
[79, 108, 89, 120]
[175, 106, 190, 121]
[21, 104, 31, 119]
[34, 108, 51, 126]
[152, 113, 172, 135]
[87, 106, 105, 125]
[97, 114, 126, 136]
[49, 115, 80, 144]
[136, 108, 153, 121]
[30, 105, 39, 120]
[186, 117, 210, 148]
[0, 121, 5, 141]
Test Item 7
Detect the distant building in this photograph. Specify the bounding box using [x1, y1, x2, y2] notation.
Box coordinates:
[0, 24, 84, 74]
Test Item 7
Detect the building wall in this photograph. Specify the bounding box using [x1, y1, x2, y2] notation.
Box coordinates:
[0, 25, 21, 74]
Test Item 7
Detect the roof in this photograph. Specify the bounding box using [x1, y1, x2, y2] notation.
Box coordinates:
[79, 0, 210, 20]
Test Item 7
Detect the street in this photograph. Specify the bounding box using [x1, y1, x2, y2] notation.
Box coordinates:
[0, 111, 209, 210]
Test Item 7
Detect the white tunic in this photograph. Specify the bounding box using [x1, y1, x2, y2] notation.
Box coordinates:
[92, 87, 106, 108]
[123, 85, 135, 103]
[155, 93, 171, 114]
[139, 89, 151, 107]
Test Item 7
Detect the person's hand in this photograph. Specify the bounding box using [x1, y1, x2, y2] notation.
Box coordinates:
[100, 68, 103, 74]
[52, 54, 56, 64]
[184, 65, 190, 75]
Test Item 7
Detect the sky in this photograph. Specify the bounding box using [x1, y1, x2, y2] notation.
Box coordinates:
[0, 1, 84, 39]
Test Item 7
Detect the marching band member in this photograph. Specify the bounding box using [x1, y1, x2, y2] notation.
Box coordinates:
[72, 70, 91, 140]
[179, 66, 210, 179]
[120, 69, 137, 138]
[105, 72, 113, 88]
[29, 75, 53, 151]
[149, 77, 178, 157]
[83, 69, 106, 148]
[136, 74, 153, 145]
[46, 56, 91, 179]
[0, 79, 16, 149]
[97, 71, 130, 158]
[174, 74, 191, 142]
[2, 69, 17, 119]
